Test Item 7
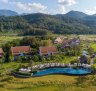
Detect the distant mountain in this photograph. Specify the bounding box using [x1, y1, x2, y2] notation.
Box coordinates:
[0, 10, 18, 16]
[21, 13, 29, 16]
[65, 11, 96, 28]
[92, 14, 96, 16]
[66, 10, 88, 19]
[18, 13, 92, 34]
[0, 11, 96, 35]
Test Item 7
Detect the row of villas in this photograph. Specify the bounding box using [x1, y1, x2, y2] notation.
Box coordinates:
[0, 37, 80, 60]
[0, 46, 57, 59]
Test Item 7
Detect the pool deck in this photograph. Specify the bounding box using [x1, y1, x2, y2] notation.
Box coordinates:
[14, 63, 92, 78]
[31, 63, 91, 70]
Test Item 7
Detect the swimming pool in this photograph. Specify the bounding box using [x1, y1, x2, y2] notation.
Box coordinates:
[32, 68, 91, 77]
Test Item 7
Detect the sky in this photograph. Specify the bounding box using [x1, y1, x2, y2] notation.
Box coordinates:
[0, 0, 96, 15]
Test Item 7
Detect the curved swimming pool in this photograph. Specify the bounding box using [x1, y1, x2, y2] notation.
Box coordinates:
[32, 68, 91, 77]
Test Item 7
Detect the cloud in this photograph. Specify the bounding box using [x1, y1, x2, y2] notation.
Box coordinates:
[0, 0, 77, 14]
[14, 2, 47, 13]
[1, 0, 48, 14]
[85, 7, 96, 15]
[58, 5, 66, 14]
[58, 0, 77, 6]
[57, 0, 77, 14]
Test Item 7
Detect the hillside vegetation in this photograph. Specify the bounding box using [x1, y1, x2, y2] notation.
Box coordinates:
[0, 11, 96, 35]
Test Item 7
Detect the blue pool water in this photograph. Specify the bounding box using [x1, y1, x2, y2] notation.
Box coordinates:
[32, 68, 91, 77]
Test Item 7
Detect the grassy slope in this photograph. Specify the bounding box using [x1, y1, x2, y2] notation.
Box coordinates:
[0, 74, 96, 91]
[0, 75, 78, 91]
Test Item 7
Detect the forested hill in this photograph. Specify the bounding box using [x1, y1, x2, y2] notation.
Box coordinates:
[22, 13, 92, 34]
[0, 11, 96, 35]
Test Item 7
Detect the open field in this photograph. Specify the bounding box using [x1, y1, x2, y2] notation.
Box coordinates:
[0, 75, 76, 91]
[59, 35, 96, 41]
[0, 36, 23, 46]
[0, 74, 96, 91]
[0, 35, 96, 46]
[79, 35, 96, 41]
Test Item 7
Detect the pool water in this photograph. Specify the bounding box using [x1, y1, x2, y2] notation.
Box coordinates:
[32, 68, 91, 77]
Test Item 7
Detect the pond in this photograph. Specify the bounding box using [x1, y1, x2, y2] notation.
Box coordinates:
[32, 67, 91, 77]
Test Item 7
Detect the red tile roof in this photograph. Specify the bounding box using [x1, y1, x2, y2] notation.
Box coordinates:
[39, 46, 57, 55]
[11, 46, 31, 56]
[0, 48, 4, 57]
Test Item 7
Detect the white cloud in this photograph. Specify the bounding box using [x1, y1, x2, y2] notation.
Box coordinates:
[85, 7, 96, 15]
[58, 0, 77, 6]
[15, 2, 30, 11]
[57, 0, 77, 14]
[0, 0, 77, 14]
[58, 5, 66, 14]
[31, 3, 47, 11]
[14, 2, 47, 13]
[1, 0, 48, 14]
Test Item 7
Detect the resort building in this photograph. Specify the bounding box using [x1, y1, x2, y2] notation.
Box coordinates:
[61, 38, 70, 49]
[71, 38, 80, 45]
[11, 46, 31, 60]
[0, 48, 4, 58]
[39, 46, 58, 56]
[54, 37, 63, 44]
[61, 37, 80, 49]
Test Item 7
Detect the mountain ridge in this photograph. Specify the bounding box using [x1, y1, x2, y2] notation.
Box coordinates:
[0, 9, 18, 16]
[0, 9, 95, 17]
[65, 10, 88, 19]
[0, 10, 96, 35]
